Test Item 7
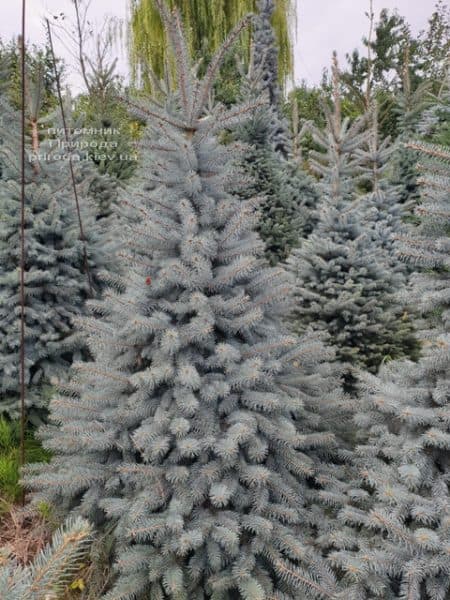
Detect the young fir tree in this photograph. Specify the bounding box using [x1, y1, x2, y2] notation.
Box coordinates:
[68, 124, 121, 222]
[73, 30, 139, 186]
[390, 57, 432, 208]
[287, 56, 418, 379]
[355, 104, 413, 279]
[238, 111, 319, 265]
[26, 5, 346, 599]
[0, 88, 115, 421]
[418, 73, 450, 147]
[0, 53, 20, 182]
[237, 0, 318, 265]
[323, 135, 450, 598]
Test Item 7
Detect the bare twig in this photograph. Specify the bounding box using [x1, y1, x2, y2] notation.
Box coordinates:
[73, 0, 93, 94]
[46, 18, 93, 296]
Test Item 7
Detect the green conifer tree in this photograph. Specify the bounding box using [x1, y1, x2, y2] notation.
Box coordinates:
[418, 73, 450, 147]
[26, 6, 345, 598]
[237, 0, 319, 265]
[74, 39, 138, 185]
[0, 47, 11, 130]
[390, 60, 432, 208]
[287, 57, 418, 381]
[250, 0, 291, 158]
[55, 94, 121, 221]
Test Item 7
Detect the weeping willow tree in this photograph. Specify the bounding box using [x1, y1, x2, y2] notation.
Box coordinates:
[129, 0, 294, 91]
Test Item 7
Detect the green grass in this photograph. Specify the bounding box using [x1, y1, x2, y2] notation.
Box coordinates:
[0, 418, 51, 504]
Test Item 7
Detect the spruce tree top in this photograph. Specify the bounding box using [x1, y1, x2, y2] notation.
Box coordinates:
[355, 105, 410, 277]
[253, 0, 280, 107]
[305, 54, 367, 203]
[249, 0, 292, 157]
[235, 0, 318, 264]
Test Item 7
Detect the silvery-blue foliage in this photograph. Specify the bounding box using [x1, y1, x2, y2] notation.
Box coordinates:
[0, 97, 117, 421]
[26, 5, 347, 598]
[323, 107, 450, 599]
[355, 105, 410, 279]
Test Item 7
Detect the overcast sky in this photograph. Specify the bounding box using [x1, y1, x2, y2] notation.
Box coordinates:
[0, 0, 439, 93]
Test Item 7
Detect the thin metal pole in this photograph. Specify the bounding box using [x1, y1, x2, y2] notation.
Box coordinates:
[19, 0, 26, 496]
[45, 18, 93, 295]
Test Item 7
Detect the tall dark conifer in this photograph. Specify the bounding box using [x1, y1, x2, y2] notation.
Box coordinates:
[237, 0, 318, 265]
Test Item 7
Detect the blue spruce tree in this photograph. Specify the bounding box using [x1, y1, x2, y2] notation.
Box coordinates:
[26, 5, 346, 598]
[287, 57, 418, 382]
[0, 85, 115, 421]
[355, 104, 413, 279]
[325, 121, 450, 597]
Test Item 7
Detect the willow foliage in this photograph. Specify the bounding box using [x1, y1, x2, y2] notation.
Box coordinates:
[129, 0, 294, 90]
